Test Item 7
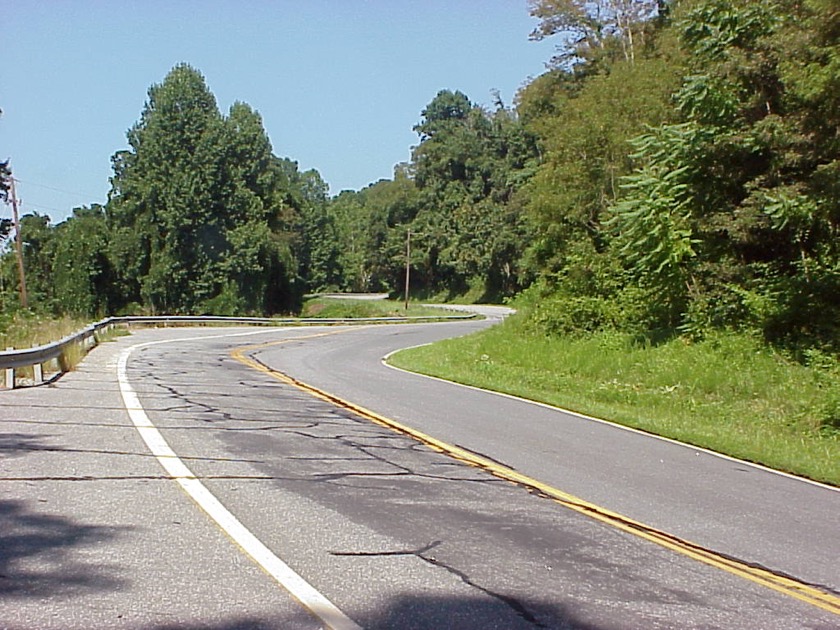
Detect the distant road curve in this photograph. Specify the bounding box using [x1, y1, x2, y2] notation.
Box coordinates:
[311, 292, 391, 300]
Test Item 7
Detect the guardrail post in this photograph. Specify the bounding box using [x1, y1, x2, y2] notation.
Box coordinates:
[34, 363, 43, 383]
[58, 350, 70, 374]
[5, 347, 14, 389]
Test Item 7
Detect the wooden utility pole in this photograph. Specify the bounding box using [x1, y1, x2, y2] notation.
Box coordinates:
[9, 176, 28, 309]
[404, 229, 411, 311]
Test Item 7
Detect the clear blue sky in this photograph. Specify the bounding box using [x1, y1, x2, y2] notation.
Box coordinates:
[1, 1, 554, 224]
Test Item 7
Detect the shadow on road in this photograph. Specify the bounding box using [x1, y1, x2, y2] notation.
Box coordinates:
[0, 432, 62, 460]
[141, 595, 599, 630]
[148, 620, 303, 630]
[0, 498, 129, 598]
[351, 593, 599, 630]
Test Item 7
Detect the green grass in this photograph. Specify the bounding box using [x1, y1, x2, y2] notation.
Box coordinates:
[0, 312, 89, 351]
[301, 297, 457, 319]
[0, 312, 92, 378]
[0, 312, 129, 378]
[388, 315, 840, 486]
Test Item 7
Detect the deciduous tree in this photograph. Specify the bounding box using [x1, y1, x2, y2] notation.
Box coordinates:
[106, 64, 305, 314]
[529, 0, 661, 68]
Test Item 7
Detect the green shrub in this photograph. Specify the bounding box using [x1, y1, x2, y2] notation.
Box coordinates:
[200, 283, 246, 317]
[819, 391, 840, 434]
[530, 294, 624, 336]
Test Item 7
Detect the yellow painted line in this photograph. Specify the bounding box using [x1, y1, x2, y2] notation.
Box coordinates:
[232, 333, 840, 617]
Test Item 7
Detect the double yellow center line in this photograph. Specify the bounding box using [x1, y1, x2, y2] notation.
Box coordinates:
[231, 331, 840, 617]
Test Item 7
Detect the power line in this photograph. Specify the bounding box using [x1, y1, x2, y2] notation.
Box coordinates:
[3, 177, 105, 216]
[12, 177, 103, 201]
[16, 199, 78, 215]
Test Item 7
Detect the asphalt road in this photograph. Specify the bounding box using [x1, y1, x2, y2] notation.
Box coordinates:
[1, 318, 838, 629]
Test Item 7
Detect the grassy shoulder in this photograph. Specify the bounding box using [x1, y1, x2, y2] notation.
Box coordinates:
[0, 312, 90, 351]
[387, 315, 840, 486]
[0, 312, 100, 378]
[301, 296, 458, 319]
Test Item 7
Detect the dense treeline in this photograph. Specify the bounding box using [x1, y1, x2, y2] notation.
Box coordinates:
[305, 0, 839, 354]
[1, 0, 837, 356]
[518, 0, 839, 356]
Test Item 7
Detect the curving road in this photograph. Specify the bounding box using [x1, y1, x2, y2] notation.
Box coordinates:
[1, 316, 838, 629]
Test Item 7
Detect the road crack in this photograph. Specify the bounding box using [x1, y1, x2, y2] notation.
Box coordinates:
[331, 541, 547, 627]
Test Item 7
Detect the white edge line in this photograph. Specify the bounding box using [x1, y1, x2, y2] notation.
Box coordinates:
[381, 344, 840, 494]
[117, 329, 362, 630]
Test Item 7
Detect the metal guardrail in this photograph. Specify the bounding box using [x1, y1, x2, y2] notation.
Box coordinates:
[0, 312, 476, 389]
